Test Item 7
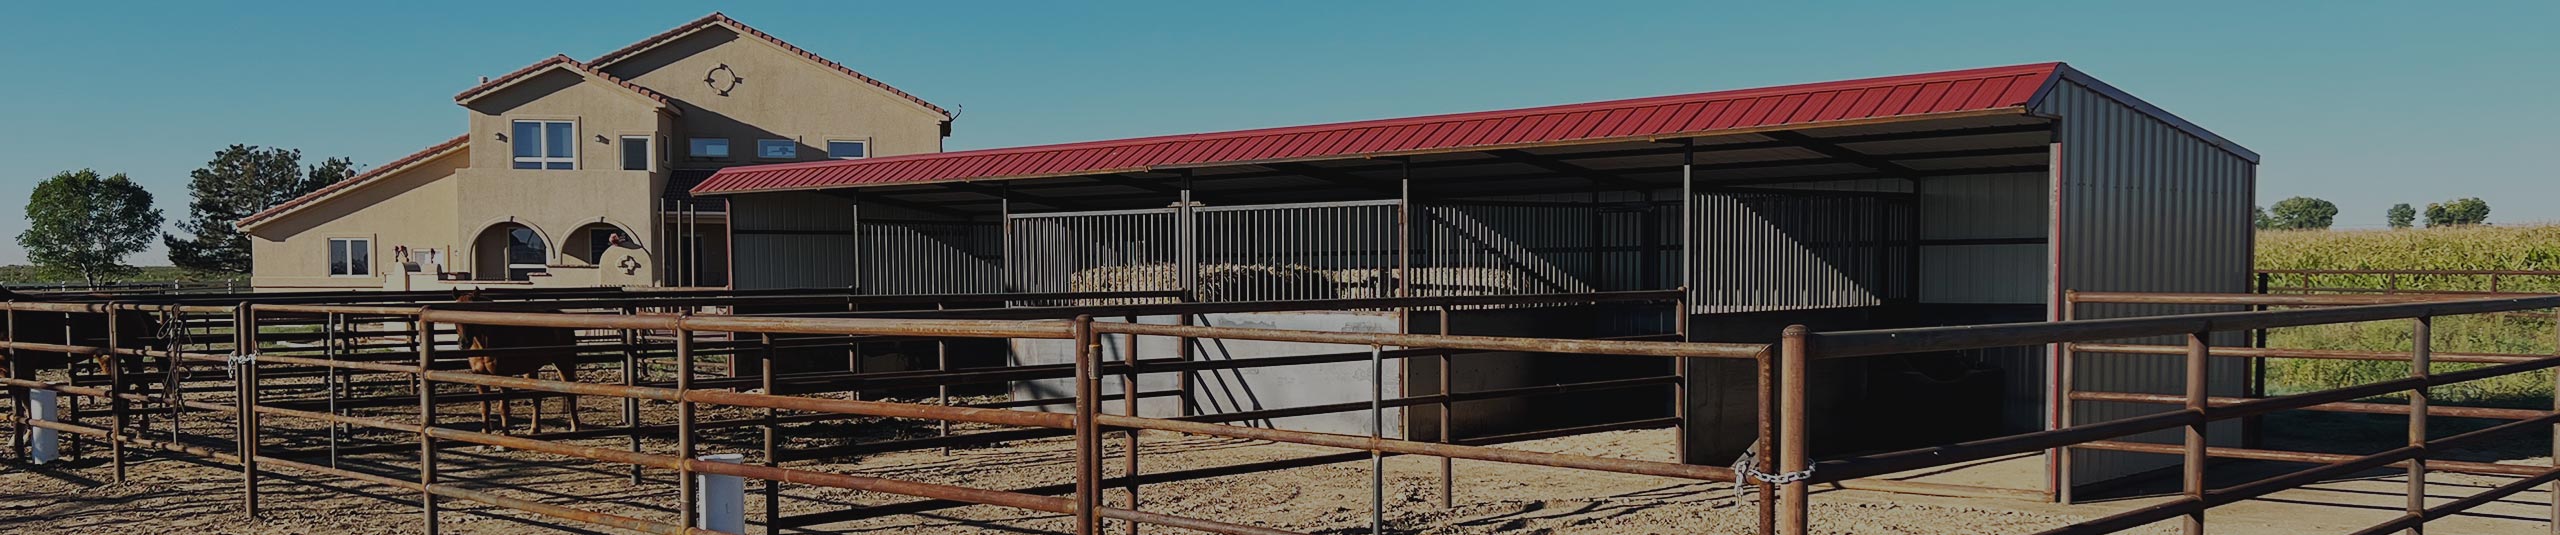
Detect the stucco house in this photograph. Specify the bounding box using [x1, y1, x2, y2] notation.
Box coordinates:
[237, 13, 948, 291]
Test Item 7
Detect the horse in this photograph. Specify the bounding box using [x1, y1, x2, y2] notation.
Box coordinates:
[451, 291, 585, 434]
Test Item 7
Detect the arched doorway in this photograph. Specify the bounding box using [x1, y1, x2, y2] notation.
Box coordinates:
[563, 223, 634, 267]
[474, 223, 549, 281]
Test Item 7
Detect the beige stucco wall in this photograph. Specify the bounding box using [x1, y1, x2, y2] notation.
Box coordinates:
[246, 147, 467, 289]
[599, 24, 946, 163]
[454, 69, 668, 284]
[246, 20, 943, 292]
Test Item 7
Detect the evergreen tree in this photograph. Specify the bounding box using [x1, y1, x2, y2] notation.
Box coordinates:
[20, 170, 163, 284]
[165, 145, 305, 273]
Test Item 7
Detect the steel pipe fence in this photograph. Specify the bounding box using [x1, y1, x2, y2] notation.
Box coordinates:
[1763, 292, 2560, 535]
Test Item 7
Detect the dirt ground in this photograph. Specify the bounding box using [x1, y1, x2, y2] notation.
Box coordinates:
[1, 370, 2553, 534]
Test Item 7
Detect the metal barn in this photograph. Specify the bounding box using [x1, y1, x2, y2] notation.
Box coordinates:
[692, 62, 2258, 490]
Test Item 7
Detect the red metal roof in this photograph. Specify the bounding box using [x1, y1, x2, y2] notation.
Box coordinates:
[694, 62, 2064, 196]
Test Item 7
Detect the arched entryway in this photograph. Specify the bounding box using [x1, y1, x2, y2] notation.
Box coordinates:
[473, 222, 549, 281]
[562, 222, 635, 267]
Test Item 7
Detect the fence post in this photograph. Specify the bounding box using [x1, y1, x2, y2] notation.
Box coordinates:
[1441, 304, 1457, 509]
[2407, 316, 2431, 535]
[1072, 315, 1101, 535]
[761, 333, 782, 535]
[235, 303, 260, 518]
[1777, 325, 1810, 535]
[1756, 327, 1777, 533]
[1121, 315, 1142, 535]
[1369, 343, 1385, 535]
[416, 317, 440, 535]
[107, 306, 127, 483]
[621, 306, 643, 485]
[27, 389, 55, 464]
[676, 324, 698, 528]
[2183, 330, 2208, 535]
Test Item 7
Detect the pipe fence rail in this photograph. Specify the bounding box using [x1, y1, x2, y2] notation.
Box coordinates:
[10, 287, 2560, 534]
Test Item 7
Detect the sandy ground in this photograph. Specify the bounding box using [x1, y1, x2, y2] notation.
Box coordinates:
[1, 368, 2552, 534]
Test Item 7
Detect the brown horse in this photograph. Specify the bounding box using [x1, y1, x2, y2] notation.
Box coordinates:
[0, 289, 163, 381]
[452, 291, 584, 433]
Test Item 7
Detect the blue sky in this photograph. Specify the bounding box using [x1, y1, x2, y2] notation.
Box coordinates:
[1, 1, 2552, 265]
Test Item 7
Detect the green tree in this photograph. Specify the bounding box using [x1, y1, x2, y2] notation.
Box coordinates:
[2424, 197, 2491, 227]
[2267, 196, 2338, 230]
[305, 156, 357, 192]
[2385, 203, 2415, 229]
[19, 170, 164, 284]
[165, 145, 308, 272]
[2252, 205, 2274, 230]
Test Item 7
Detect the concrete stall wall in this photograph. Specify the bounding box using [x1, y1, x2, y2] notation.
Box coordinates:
[1009, 312, 1413, 436]
[2040, 77, 2258, 490]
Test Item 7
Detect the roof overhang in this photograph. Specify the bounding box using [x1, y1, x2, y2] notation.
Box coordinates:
[237, 136, 470, 231]
[587, 12, 948, 120]
[455, 55, 680, 116]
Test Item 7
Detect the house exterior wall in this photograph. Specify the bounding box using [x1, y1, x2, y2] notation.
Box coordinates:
[2039, 77, 2258, 490]
[454, 70, 667, 285]
[246, 149, 468, 289]
[243, 18, 944, 292]
[597, 25, 946, 164]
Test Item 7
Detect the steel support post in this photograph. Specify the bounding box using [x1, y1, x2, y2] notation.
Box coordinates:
[937, 302, 952, 455]
[236, 304, 260, 518]
[1072, 316, 1102, 535]
[2184, 330, 2209, 535]
[2550, 308, 2559, 535]
[1370, 343, 1385, 535]
[622, 307, 643, 484]
[325, 312, 342, 468]
[1778, 325, 1810, 535]
[760, 333, 781, 535]
[2406, 316, 2430, 535]
[1755, 331, 1777, 534]
[1677, 139, 1697, 468]
[677, 326, 698, 528]
[416, 317, 440, 535]
[107, 306, 127, 483]
[1438, 305, 1453, 509]
[1120, 315, 1141, 535]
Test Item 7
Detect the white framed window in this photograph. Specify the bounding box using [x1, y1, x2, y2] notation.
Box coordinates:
[511, 120, 575, 170]
[690, 138, 730, 159]
[756, 139, 797, 159]
[620, 135, 651, 171]
[826, 140, 869, 160]
[327, 238, 371, 276]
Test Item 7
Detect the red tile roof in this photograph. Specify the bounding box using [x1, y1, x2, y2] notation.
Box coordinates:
[588, 12, 949, 118]
[236, 135, 469, 229]
[693, 62, 2065, 196]
[453, 54, 679, 114]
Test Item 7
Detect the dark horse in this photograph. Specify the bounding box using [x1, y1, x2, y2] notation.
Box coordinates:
[452, 291, 584, 433]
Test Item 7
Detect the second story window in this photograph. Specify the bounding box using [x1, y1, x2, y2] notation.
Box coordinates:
[512, 120, 575, 170]
[756, 139, 797, 159]
[827, 140, 868, 160]
[621, 135, 651, 171]
[690, 138, 730, 159]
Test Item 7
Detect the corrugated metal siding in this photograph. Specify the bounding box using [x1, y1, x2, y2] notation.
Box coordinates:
[2040, 80, 2257, 488]
[1918, 171, 2048, 304]
[730, 193, 858, 289]
[695, 63, 2063, 194]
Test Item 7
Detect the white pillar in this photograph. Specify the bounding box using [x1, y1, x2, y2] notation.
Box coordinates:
[29, 390, 58, 464]
[695, 453, 746, 533]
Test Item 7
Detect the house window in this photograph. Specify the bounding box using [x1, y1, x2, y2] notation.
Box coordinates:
[327, 238, 371, 276]
[588, 227, 627, 263]
[756, 139, 797, 159]
[511, 120, 575, 170]
[826, 140, 868, 160]
[690, 138, 730, 159]
[621, 135, 651, 171]
[506, 227, 547, 281]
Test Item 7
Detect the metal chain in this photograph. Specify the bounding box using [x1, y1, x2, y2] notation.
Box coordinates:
[1727, 442, 1817, 503]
